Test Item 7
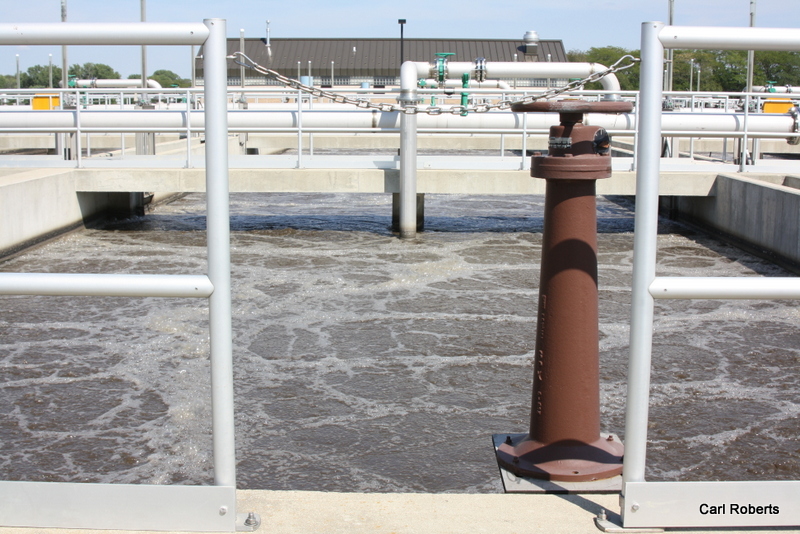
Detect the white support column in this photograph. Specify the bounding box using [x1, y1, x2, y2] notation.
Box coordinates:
[202, 18, 237, 491]
[399, 110, 418, 238]
[622, 21, 665, 491]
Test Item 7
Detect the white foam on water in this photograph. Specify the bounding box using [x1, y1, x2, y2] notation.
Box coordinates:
[0, 193, 797, 490]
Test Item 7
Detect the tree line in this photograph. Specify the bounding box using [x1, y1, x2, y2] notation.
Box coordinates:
[0, 62, 191, 89]
[4, 51, 800, 92]
[569, 46, 800, 93]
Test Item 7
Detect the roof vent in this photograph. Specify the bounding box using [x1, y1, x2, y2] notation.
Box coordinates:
[523, 30, 539, 57]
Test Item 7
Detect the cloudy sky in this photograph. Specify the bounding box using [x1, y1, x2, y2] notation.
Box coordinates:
[1, 0, 797, 79]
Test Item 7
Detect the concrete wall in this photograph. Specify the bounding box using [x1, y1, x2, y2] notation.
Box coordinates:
[3, 163, 798, 270]
[665, 173, 800, 266]
[0, 169, 176, 258]
[0, 169, 103, 256]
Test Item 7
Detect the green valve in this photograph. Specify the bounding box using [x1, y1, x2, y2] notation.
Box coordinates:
[434, 52, 454, 84]
[460, 72, 470, 116]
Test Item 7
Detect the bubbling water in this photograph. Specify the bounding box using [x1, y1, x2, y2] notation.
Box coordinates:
[0, 193, 797, 491]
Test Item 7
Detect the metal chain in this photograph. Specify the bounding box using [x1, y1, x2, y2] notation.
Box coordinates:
[232, 52, 639, 115]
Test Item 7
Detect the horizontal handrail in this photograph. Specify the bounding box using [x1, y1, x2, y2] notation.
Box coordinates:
[650, 276, 800, 299]
[0, 273, 214, 298]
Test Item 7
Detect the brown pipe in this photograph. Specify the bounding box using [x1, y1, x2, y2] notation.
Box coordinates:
[496, 100, 631, 482]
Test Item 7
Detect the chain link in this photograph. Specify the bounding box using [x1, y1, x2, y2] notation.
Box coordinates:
[232, 52, 639, 115]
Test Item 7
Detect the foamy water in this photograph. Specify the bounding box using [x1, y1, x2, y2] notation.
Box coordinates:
[0, 193, 797, 491]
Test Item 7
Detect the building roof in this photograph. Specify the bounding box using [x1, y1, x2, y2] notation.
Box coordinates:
[201, 37, 567, 80]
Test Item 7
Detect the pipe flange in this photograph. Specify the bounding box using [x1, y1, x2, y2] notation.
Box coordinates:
[432, 53, 454, 84]
[474, 57, 487, 83]
[789, 106, 800, 146]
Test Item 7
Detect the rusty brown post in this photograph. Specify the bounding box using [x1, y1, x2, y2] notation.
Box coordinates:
[495, 100, 632, 483]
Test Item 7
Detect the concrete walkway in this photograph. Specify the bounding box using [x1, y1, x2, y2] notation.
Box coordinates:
[1, 490, 798, 533]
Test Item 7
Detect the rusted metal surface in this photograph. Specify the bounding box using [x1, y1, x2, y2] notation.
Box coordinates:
[496, 100, 625, 482]
[511, 100, 633, 114]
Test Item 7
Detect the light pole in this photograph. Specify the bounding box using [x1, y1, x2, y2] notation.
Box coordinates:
[15, 55, 20, 89]
[746, 0, 756, 92]
[666, 0, 674, 91]
[398, 19, 406, 66]
[61, 0, 68, 89]
[689, 58, 694, 93]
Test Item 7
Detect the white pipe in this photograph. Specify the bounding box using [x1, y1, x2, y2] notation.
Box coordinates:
[749, 86, 795, 93]
[452, 62, 621, 92]
[0, 22, 208, 45]
[623, 20, 665, 492]
[399, 61, 422, 103]
[401, 60, 621, 94]
[72, 79, 162, 89]
[658, 25, 800, 51]
[1, 108, 795, 137]
[650, 277, 800, 299]
[420, 79, 512, 90]
[0, 273, 213, 297]
[202, 17, 237, 490]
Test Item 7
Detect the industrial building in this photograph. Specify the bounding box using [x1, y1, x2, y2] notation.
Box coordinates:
[197, 32, 567, 87]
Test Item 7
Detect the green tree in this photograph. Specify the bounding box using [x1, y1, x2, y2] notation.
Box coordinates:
[69, 62, 120, 80]
[752, 51, 800, 88]
[669, 50, 800, 92]
[129, 69, 191, 88]
[150, 69, 191, 88]
[0, 74, 16, 89]
[568, 46, 640, 91]
[20, 64, 62, 88]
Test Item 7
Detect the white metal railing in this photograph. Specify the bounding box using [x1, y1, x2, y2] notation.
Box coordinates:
[0, 20, 252, 532]
[620, 22, 800, 530]
[0, 86, 797, 171]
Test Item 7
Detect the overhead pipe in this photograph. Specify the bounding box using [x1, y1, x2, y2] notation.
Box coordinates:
[400, 60, 622, 95]
[397, 58, 623, 238]
[418, 79, 512, 90]
[748, 85, 795, 93]
[2, 107, 796, 138]
[69, 78, 163, 89]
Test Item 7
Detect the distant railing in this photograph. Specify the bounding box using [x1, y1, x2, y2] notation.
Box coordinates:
[0, 86, 797, 171]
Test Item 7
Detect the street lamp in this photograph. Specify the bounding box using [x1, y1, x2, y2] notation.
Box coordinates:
[398, 19, 406, 66]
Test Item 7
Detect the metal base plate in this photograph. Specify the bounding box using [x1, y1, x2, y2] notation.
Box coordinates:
[595, 514, 664, 533]
[492, 434, 623, 494]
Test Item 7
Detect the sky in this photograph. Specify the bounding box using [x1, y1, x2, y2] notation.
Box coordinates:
[1, 0, 798, 80]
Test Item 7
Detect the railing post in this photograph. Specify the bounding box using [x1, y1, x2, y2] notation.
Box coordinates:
[202, 17, 236, 490]
[622, 20, 665, 492]
[74, 90, 83, 168]
[741, 93, 751, 171]
[185, 88, 192, 169]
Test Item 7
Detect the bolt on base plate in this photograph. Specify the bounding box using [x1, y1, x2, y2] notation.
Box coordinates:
[236, 512, 261, 532]
[492, 434, 622, 494]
